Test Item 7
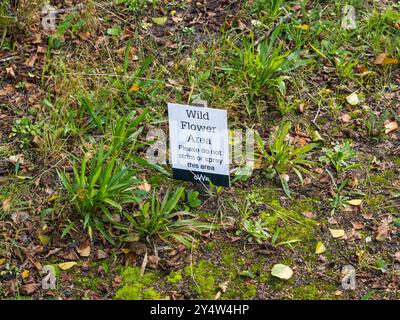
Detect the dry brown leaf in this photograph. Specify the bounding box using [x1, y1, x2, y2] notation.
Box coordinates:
[2, 198, 12, 212]
[147, 255, 160, 269]
[6, 66, 16, 78]
[351, 221, 364, 230]
[78, 243, 91, 257]
[79, 32, 91, 41]
[395, 252, 400, 262]
[374, 53, 387, 65]
[30, 33, 42, 44]
[96, 249, 109, 260]
[11, 211, 29, 224]
[20, 283, 39, 295]
[374, 53, 399, 65]
[339, 114, 352, 123]
[375, 223, 390, 241]
[384, 121, 398, 134]
[302, 211, 315, 219]
[0, 84, 15, 96]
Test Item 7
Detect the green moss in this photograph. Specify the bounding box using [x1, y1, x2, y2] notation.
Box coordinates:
[75, 274, 100, 291]
[292, 283, 337, 300]
[369, 170, 396, 188]
[115, 267, 165, 300]
[365, 194, 386, 209]
[166, 270, 182, 285]
[262, 199, 318, 249]
[392, 157, 400, 166]
[185, 258, 257, 300]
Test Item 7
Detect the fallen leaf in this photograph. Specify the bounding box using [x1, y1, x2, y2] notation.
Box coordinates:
[9, 154, 25, 165]
[152, 16, 167, 25]
[374, 53, 399, 65]
[129, 83, 140, 92]
[58, 261, 77, 270]
[38, 235, 50, 246]
[21, 270, 30, 279]
[0, 84, 15, 96]
[339, 113, 352, 123]
[96, 249, 109, 260]
[346, 92, 359, 105]
[79, 32, 91, 41]
[293, 24, 309, 30]
[382, 57, 399, 65]
[138, 180, 151, 192]
[384, 121, 398, 134]
[78, 243, 91, 257]
[375, 224, 390, 241]
[330, 228, 345, 238]
[25, 55, 38, 67]
[303, 211, 315, 219]
[0, 258, 5, 266]
[6, 66, 16, 78]
[20, 283, 39, 295]
[315, 241, 326, 254]
[348, 199, 363, 206]
[147, 255, 160, 269]
[2, 198, 12, 212]
[239, 270, 255, 279]
[30, 33, 42, 44]
[351, 221, 364, 230]
[271, 264, 293, 280]
[395, 252, 400, 262]
[374, 53, 387, 65]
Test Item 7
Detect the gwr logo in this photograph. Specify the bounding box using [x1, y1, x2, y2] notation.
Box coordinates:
[193, 173, 210, 183]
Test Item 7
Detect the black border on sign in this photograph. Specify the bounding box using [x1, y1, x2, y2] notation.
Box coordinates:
[173, 168, 230, 187]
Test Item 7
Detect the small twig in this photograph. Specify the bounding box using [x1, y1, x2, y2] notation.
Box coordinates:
[140, 249, 148, 276]
[312, 103, 322, 130]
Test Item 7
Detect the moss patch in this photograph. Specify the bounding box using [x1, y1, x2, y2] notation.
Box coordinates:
[185, 259, 258, 299]
[166, 270, 183, 285]
[115, 267, 165, 300]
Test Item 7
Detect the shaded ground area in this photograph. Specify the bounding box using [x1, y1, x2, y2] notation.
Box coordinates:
[0, 0, 399, 300]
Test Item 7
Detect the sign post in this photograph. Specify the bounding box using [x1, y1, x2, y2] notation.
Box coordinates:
[168, 103, 230, 187]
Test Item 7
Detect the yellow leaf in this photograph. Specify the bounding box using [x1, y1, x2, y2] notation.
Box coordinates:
[315, 241, 326, 254]
[0, 258, 5, 266]
[374, 53, 399, 65]
[58, 262, 77, 270]
[294, 24, 309, 30]
[382, 57, 399, 65]
[47, 194, 58, 202]
[348, 199, 363, 206]
[21, 270, 30, 279]
[330, 229, 345, 238]
[121, 248, 130, 254]
[152, 16, 167, 26]
[129, 83, 140, 92]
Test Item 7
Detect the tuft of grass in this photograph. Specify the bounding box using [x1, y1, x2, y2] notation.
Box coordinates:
[255, 121, 317, 197]
[123, 187, 217, 247]
[319, 140, 359, 173]
[58, 141, 146, 244]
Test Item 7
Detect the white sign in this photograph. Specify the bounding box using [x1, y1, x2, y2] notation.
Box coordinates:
[168, 103, 230, 187]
